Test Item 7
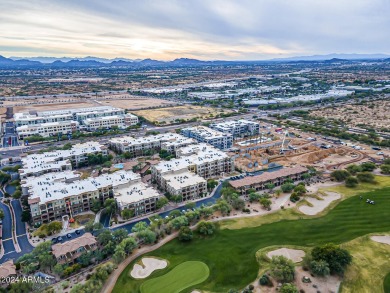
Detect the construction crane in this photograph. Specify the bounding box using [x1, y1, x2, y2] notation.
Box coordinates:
[280, 130, 290, 154]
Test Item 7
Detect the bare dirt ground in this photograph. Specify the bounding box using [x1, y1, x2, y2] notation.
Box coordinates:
[100, 98, 176, 110]
[132, 105, 232, 124]
[14, 101, 94, 113]
[299, 192, 341, 215]
[130, 257, 168, 279]
[267, 248, 305, 263]
[310, 99, 390, 130]
[370, 235, 390, 245]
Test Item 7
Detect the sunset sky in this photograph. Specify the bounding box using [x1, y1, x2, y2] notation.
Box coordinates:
[1, 0, 389, 60]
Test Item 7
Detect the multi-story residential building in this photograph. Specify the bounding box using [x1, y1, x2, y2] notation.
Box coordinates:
[14, 106, 131, 138]
[181, 126, 233, 150]
[229, 166, 308, 194]
[161, 169, 207, 201]
[16, 120, 79, 139]
[25, 170, 140, 225]
[115, 179, 160, 216]
[109, 133, 193, 156]
[82, 114, 138, 131]
[19, 142, 107, 179]
[151, 144, 233, 198]
[210, 119, 260, 137]
[51, 233, 97, 264]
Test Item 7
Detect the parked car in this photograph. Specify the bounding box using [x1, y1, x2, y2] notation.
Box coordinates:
[66, 233, 72, 239]
[75, 229, 81, 235]
[57, 236, 63, 242]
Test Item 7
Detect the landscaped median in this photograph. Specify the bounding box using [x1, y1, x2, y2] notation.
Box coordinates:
[112, 184, 390, 293]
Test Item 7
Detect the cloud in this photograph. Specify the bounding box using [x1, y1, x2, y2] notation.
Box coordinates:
[0, 0, 389, 60]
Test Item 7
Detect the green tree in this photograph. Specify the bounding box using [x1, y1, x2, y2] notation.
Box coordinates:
[281, 183, 295, 193]
[156, 197, 169, 209]
[260, 197, 272, 209]
[345, 176, 359, 188]
[178, 226, 193, 241]
[113, 246, 126, 264]
[207, 179, 218, 190]
[121, 209, 134, 220]
[249, 192, 260, 203]
[136, 229, 157, 244]
[311, 243, 352, 275]
[380, 164, 390, 174]
[330, 170, 350, 182]
[346, 164, 362, 175]
[170, 215, 189, 230]
[21, 210, 32, 222]
[265, 183, 275, 190]
[231, 197, 245, 210]
[53, 263, 65, 277]
[97, 230, 113, 246]
[47, 221, 62, 234]
[78, 251, 93, 267]
[91, 199, 102, 213]
[185, 202, 196, 210]
[360, 162, 376, 172]
[103, 198, 117, 215]
[197, 221, 216, 235]
[270, 255, 295, 283]
[356, 172, 375, 183]
[310, 260, 330, 276]
[131, 221, 148, 233]
[120, 237, 137, 254]
[215, 199, 232, 216]
[280, 283, 298, 293]
[293, 184, 306, 196]
[112, 228, 128, 244]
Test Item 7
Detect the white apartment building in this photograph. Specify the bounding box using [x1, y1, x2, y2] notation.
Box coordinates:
[24, 170, 157, 225]
[181, 126, 233, 150]
[109, 133, 193, 156]
[115, 180, 160, 216]
[14, 112, 74, 127]
[161, 169, 207, 201]
[16, 120, 79, 139]
[210, 119, 260, 137]
[19, 142, 107, 179]
[82, 114, 138, 131]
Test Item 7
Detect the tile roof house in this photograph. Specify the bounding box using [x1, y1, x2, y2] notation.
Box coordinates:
[51, 233, 97, 264]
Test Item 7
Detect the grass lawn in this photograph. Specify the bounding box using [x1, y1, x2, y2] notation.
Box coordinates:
[341, 235, 390, 293]
[140, 261, 209, 293]
[113, 187, 390, 293]
[384, 272, 390, 293]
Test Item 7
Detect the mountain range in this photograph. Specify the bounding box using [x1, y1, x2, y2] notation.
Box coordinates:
[0, 54, 389, 68]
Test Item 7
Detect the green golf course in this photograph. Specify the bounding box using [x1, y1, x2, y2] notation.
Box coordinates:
[140, 261, 209, 293]
[113, 187, 390, 293]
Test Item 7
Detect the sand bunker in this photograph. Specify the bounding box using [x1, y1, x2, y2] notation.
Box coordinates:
[299, 192, 341, 215]
[370, 235, 390, 245]
[130, 257, 168, 279]
[267, 248, 305, 263]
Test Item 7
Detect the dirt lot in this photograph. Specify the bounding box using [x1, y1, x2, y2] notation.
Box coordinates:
[310, 99, 390, 130]
[131, 105, 232, 124]
[100, 98, 176, 110]
[14, 101, 95, 113]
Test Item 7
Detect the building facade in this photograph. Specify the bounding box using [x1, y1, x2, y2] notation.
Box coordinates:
[181, 126, 233, 150]
[210, 119, 260, 137]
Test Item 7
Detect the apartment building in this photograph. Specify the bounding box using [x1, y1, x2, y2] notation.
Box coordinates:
[109, 133, 192, 156]
[181, 126, 233, 150]
[51, 233, 97, 264]
[210, 119, 260, 137]
[161, 169, 207, 201]
[25, 170, 140, 225]
[16, 120, 80, 139]
[14, 106, 132, 138]
[229, 166, 308, 194]
[19, 142, 107, 179]
[115, 179, 160, 216]
[82, 113, 138, 131]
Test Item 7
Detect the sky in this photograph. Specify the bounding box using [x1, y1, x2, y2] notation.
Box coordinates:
[0, 0, 389, 60]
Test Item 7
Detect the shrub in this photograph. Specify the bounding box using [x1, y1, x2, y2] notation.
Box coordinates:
[356, 172, 375, 183]
[259, 274, 272, 286]
[330, 170, 350, 182]
[178, 226, 193, 241]
[280, 283, 299, 293]
[270, 255, 295, 283]
[345, 176, 359, 188]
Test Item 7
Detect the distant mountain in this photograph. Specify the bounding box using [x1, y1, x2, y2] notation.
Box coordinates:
[271, 53, 390, 61]
[1, 53, 390, 68]
[10, 56, 136, 63]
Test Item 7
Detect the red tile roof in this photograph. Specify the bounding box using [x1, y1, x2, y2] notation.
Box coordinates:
[230, 166, 308, 188]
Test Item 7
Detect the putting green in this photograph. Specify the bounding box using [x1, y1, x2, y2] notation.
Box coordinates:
[140, 261, 209, 293]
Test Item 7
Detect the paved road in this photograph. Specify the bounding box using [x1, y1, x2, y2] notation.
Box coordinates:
[1, 122, 18, 148]
[0, 200, 17, 260]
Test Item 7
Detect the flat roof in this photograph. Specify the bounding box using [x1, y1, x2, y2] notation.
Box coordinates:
[162, 169, 206, 190]
[115, 181, 160, 206]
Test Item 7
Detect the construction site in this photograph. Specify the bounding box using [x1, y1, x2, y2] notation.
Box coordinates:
[230, 129, 367, 174]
